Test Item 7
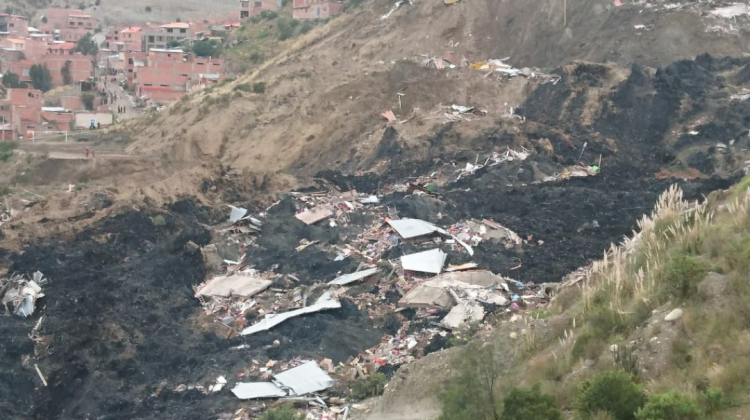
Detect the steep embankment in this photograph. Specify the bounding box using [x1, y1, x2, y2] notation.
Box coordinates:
[125, 0, 750, 177]
[363, 181, 750, 420]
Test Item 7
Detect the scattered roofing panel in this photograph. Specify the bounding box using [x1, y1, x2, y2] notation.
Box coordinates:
[273, 361, 335, 396]
[388, 219, 446, 239]
[228, 205, 248, 223]
[328, 268, 379, 286]
[400, 248, 447, 274]
[241, 291, 341, 336]
[231, 382, 286, 399]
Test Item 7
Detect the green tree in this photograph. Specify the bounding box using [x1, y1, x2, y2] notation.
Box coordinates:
[577, 371, 646, 420]
[81, 92, 95, 110]
[41, 16, 48, 24]
[439, 342, 502, 420]
[75, 33, 99, 56]
[29, 64, 52, 92]
[2, 70, 25, 88]
[166, 40, 181, 48]
[61, 60, 73, 85]
[635, 392, 703, 420]
[192, 39, 220, 57]
[501, 384, 563, 420]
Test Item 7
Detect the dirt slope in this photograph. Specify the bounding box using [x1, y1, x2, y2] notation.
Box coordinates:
[124, 0, 750, 178]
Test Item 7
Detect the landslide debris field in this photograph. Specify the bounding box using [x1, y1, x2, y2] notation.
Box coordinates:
[2, 53, 750, 419]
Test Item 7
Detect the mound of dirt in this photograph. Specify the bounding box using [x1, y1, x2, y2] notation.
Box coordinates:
[124, 0, 750, 179]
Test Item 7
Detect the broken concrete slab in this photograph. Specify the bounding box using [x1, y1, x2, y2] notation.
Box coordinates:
[398, 283, 454, 309]
[295, 207, 334, 225]
[201, 244, 224, 273]
[231, 361, 335, 399]
[388, 219, 446, 239]
[195, 272, 273, 299]
[274, 361, 335, 396]
[442, 301, 485, 329]
[401, 249, 447, 274]
[241, 290, 341, 336]
[328, 268, 379, 286]
[398, 271, 510, 309]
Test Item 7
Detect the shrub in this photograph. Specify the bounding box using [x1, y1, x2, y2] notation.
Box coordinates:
[663, 254, 707, 299]
[259, 405, 303, 420]
[635, 392, 702, 420]
[613, 346, 641, 378]
[299, 21, 314, 34]
[151, 215, 166, 227]
[698, 387, 724, 415]
[259, 10, 278, 19]
[439, 342, 502, 420]
[350, 373, 387, 400]
[252, 82, 266, 94]
[501, 384, 563, 420]
[571, 331, 605, 361]
[0, 141, 18, 162]
[577, 371, 645, 420]
[234, 83, 252, 92]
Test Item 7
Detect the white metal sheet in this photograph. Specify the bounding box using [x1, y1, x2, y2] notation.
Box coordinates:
[328, 268, 379, 286]
[400, 249, 447, 274]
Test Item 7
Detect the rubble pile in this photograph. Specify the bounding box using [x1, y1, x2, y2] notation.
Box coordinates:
[0, 271, 47, 317]
[182, 156, 581, 418]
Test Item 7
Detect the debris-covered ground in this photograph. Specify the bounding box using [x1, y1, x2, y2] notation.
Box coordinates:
[1, 53, 749, 419]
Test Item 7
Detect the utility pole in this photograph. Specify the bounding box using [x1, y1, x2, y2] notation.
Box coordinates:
[564, 0, 567, 27]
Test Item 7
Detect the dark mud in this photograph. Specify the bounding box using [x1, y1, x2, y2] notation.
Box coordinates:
[0, 209, 382, 420]
[2, 55, 749, 420]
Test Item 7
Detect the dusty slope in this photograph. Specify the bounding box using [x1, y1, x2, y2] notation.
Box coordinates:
[125, 0, 750, 177]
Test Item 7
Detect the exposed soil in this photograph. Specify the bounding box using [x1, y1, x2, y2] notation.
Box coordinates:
[3, 19, 750, 420]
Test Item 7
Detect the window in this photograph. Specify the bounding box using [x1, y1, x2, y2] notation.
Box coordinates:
[241, 0, 249, 7]
[197, 62, 204, 65]
[160, 84, 169, 87]
[180, 73, 188, 76]
[144, 83, 152, 86]
[240, 11, 249, 18]
[148, 36, 155, 42]
[179, 28, 186, 34]
[69, 21, 75, 26]
[157, 36, 163, 41]
[166, 28, 173, 33]
[22, 69, 29, 76]
[78, 22, 83, 26]
[255, 1, 262, 7]
[9, 23, 14, 27]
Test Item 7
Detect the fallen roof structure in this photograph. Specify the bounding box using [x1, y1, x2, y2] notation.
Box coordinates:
[399, 271, 510, 309]
[328, 268, 379, 286]
[401, 248, 447, 274]
[388, 218, 446, 239]
[231, 361, 334, 400]
[241, 290, 341, 336]
[195, 272, 273, 299]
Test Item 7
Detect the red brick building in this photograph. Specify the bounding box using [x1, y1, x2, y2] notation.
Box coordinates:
[133, 49, 225, 103]
[240, 0, 280, 19]
[0, 14, 29, 38]
[107, 26, 142, 52]
[0, 88, 43, 137]
[43, 55, 94, 87]
[292, 0, 344, 19]
[39, 9, 98, 42]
